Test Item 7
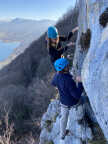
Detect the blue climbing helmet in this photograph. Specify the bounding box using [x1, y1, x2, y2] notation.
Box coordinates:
[47, 26, 58, 39]
[54, 58, 69, 71]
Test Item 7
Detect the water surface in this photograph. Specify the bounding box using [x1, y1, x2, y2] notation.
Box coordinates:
[0, 40, 20, 61]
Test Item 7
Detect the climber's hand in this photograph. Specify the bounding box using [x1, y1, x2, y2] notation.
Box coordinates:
[66, 42, 75, 47]
[72, 26, 79, 33]
[76, 76, 82, 82]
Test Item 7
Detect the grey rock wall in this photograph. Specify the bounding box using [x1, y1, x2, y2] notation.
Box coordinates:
[79, 0, 108, 140]
[39, 100, 92, 144]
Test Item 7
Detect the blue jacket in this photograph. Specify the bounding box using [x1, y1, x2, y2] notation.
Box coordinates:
[51, 72, 83, 107]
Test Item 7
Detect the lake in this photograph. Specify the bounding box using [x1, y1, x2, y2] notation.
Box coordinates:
[0, 40, 20, 61]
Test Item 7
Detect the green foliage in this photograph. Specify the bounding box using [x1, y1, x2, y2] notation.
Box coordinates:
[45, 120, 53, 132]
[88, 124, 107, 144]
[52, 113, 59, 122]
[45, 140, 54, 144]
[88, 140, 107, 144]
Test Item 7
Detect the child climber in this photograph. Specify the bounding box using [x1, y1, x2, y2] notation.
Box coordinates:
[51, 58, 83, 140]
[46, 26, 78, 64]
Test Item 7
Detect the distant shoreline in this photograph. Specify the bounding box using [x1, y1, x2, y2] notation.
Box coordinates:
[0, 40, 21, 62]
[0, 39, 21, 43]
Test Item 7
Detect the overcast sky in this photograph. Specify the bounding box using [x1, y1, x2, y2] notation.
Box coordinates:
[0, 0, 76, 21]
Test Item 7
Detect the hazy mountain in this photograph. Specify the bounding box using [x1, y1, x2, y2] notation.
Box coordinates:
[0, 18, 55, 42]
[0, 18, 55, 67]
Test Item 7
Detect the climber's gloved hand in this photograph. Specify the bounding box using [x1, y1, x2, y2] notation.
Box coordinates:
[72, 26, 79, 33]
[66, 42, 75, 47]
[64, 42, 75, 51]
[76, 76, 82, 82]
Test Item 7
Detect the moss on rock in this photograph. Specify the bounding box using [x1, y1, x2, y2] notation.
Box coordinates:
[80, 29, 91, 50]
[99, 8, 108, 28]
[45, 120, 53, 132]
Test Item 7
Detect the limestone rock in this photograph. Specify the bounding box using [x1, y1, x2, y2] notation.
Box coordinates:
[39, 100, 92, 144]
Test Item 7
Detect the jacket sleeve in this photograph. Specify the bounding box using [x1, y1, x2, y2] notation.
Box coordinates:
[77, 82, 84, 95]
[58, 47, 68, 55]
[59, 36, 67, 42]
[67, 32, 73, 41]
[68, 79, 84, 100]
[59, 32, 73, 42]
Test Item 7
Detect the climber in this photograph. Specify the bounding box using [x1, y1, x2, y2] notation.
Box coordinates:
[51, 58, 83, 140]
[46, 26, 79, 65]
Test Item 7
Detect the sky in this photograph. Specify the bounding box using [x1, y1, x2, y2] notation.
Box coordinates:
[0, 0, 76, 21]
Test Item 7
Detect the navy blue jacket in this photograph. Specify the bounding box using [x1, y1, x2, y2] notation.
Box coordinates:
[51, 72, 83, 107]
[48, 32, 73, 64]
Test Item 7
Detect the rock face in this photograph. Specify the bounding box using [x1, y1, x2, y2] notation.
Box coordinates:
[79, 0, 108, 141]
[39, 100, 92, 144]
[72, 0, 108, 141]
